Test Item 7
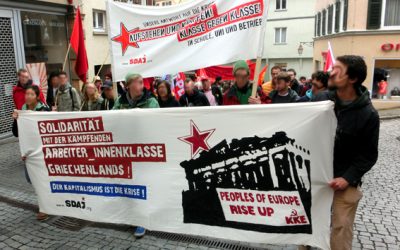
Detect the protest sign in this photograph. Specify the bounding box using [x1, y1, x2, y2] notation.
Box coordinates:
[18, 102, 336, 249]
[107, 0, 268, 80]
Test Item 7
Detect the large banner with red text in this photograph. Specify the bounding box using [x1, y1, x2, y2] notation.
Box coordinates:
[18, 102, 336, 249]
[107, 0, 268, 80]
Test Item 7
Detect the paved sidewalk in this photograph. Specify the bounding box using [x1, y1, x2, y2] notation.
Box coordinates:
[0, 119, 400, 249]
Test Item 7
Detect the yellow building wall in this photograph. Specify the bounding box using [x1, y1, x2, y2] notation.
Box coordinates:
[80, 0, 111, 81]
[314, 34, 400, 90]
[316, 0, 369, 30]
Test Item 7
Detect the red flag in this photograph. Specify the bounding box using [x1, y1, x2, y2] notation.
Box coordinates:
[258, 64, 268, 86]
[70, 7, 88, 82]
[173, 72, 186, 100]
[196, 61, 257, 81]
[324, 42, 335, 72]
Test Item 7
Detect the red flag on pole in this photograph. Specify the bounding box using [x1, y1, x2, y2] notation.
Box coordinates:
[70, 7, 88, 82]
[258, 64, 268, 86]
[324, 42, 335, 72]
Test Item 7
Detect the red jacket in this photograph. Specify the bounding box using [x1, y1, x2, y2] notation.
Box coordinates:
[223, 83, 271, 105]
[13, 81, 46, 110]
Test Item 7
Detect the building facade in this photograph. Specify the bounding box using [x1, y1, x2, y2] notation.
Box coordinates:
[314, 0, 400, 98]
[263, 0, 316, 81]
[0, 0, 71, 138]
[78, 0, 190, 82]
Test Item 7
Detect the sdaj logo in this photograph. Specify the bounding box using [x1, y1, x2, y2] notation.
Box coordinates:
[65, 197, 86, 209]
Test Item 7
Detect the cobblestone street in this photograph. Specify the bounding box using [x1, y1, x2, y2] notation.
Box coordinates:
[0, 119, 399, 250]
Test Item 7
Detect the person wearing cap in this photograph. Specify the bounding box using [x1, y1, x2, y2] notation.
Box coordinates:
[112, 73, 159, 238]
[100, 80, 115, 110]
[223, 60, 270, 105]
[93, 76, 102, 92]
[113, 72, 159, 110]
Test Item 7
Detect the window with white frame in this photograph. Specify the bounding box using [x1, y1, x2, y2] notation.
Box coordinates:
[93, 10, 106, 32]
[275, 27, 287, 44]
[276, 0, 287, 10]
[383, 0, 400, 27]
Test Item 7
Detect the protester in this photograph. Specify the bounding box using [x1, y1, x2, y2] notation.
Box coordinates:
[222, 80, 232, 93]
[112, 72, 159, 237]
[12, 85, 49, 221]
[299, 76, 307, 85]
[201, 78, 222, 106]
[46, 71, 60, 108]
[327, 55, 379, 250]
[13, 69, 46, 110]
[100, 80, 115, 110]
[113, 72, 159, 110]
[287, 69, 302, 95]
[298, 71, 329, 102]
[269, 72, 299, 103]
[223, 60, 269, 105]
[378, 79, 388, 99]
[81, 83, 104, 111]
[213, 76, 223, 90]
[105, 73, 112, 82]
[55, 71, 81, 112]
[156, 80, 180, 108]
[262, 66, 281, 96]
[179, 79, 210, 107]
[105, 73, 125, 97]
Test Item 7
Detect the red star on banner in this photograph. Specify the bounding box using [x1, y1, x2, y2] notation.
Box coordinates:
[178, 120, 215, 158]
[111, 23, 140, 55]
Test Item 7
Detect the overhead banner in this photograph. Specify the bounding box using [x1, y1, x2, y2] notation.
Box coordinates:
[18, 102, 336, 249]
[107, 0, 268, 80]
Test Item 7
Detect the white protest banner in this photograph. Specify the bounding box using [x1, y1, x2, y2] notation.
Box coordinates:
[18, 102, 336, 249]
[107, 0, 268, 80]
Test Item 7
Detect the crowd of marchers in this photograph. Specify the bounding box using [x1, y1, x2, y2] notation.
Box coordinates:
[11, 55, 380, 250]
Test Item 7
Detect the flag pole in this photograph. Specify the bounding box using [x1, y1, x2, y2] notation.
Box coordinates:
[62, 43, 71, 71]
[93, 50, 110, 82]
[251, 57, 262, 97]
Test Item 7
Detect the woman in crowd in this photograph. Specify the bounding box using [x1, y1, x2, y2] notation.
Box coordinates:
[80, 83, 104, 111]
[156, 80, 180, 108]
[12, 85, 49, 221]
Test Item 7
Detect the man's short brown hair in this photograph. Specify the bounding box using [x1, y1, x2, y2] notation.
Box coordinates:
[277, 72, 291, 83]
[270, 66, 282, 74]
[17, 68, 28, 76]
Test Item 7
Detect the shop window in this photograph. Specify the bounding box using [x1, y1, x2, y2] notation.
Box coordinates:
[276, 0, 287, 10]
[21, 11, 68, 78]
[93, 10, 106, 33]
[275, 27, 287, 44]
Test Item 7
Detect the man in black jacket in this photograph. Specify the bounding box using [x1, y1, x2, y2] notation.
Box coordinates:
[328, 55, 380, 250]
[179, 79, 210, 107]
[287, 68, 302, 95]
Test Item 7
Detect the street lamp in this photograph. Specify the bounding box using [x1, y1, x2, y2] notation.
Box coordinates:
[297, 42, 314, 56]
[298, 44, 304, 55]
